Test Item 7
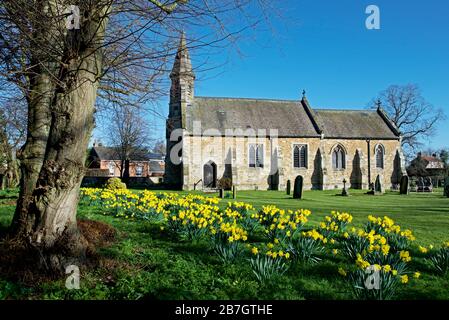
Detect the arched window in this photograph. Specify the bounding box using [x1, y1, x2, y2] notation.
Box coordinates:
[249, 144, 264, 168]
[332, 145, 346, 170]
[293, 145, 308, 168]
[249, 145, 256, 168]
[376, 145, 385, 169]
[256, 145, 264, 168]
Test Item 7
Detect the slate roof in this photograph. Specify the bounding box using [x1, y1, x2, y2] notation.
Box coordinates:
[186, 97, 321, 137]
[186, 96, 400, 140]
[313, 109, 400, 139]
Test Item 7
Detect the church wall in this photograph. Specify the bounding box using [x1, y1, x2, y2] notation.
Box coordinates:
[181, 134, 403, 191]
[318, 139, 402, 190]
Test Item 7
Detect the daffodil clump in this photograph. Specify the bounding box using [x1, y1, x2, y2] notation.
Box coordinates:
[249, 242, 291, 283]
[338, 216, 421, 300]
[320, 211, 353, 238]
[257, 205, 311, 243]
[426, 241, 449, 275]
[367, 215, 416, 250]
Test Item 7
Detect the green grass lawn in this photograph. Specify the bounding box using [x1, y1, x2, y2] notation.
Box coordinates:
[0, 188, 448, 300]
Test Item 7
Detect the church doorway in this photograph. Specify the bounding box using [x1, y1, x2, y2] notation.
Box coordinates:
[203, 161, 217, 188]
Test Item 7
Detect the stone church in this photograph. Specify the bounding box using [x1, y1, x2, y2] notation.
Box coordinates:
[165, 34, 407, 191]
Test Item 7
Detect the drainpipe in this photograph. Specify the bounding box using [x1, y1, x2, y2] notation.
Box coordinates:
[366, 139, 371, 185]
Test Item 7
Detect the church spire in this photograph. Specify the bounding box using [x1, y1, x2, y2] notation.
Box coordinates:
[171, 32, 194, 79]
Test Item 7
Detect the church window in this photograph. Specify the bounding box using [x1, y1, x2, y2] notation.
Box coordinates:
[249, 144, 264, 168]
[376, 144, 385, 169]
[293, 145, 308, 168]
[332, 145, 346, 170]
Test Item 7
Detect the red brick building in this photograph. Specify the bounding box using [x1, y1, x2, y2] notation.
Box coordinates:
[87, 144, 165, 182]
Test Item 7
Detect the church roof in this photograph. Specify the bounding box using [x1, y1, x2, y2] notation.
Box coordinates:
[313, 109, 400, 139]
[186, 96, 400, 139]
[186, 97, 321, 137]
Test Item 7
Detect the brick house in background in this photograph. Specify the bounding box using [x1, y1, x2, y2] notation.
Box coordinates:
[87, 143, 165, 183]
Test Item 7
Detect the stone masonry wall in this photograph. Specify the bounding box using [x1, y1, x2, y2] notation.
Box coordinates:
[181, 133, 403, 191]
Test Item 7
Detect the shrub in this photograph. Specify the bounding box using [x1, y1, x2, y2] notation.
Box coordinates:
[105, 177, 127, 190]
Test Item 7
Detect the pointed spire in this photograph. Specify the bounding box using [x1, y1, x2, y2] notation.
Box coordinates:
[171, 31, 194, 79]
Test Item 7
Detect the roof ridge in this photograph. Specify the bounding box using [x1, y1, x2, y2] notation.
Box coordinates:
[195, 96, 299, 103]
[314, 108, 376, 112]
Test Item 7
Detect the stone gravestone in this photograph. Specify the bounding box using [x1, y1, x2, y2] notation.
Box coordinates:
[400, 176, 409, 195]
[444, 177, 449, 198]
[286, 180, 291, 195]
[293, 176, 304, 199]
[374, 175, 384, 194]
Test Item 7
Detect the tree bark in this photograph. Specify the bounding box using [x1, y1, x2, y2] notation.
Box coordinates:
[10, 4, 110, 272]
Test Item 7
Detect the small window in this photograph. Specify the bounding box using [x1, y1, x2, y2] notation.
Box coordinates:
[293, 144, 308, 168]
[249, 144, 264, 168]
[135, 165, 143, 177]
[332, 145, 346, 170]
[108, 162, 115, 176]
[376, 145, 384, 169]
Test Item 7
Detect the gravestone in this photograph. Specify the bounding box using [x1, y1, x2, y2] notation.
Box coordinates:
[400, 176, 409, 195]
[293, 176, 304, 199]
[444, 177, 449, 198]
[286, 180, 291, 195]
[232, 186, 237, 199]
[374, 175, 384, 194]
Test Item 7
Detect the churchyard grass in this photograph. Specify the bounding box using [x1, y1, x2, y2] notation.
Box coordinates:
[0, 188, 448, 300]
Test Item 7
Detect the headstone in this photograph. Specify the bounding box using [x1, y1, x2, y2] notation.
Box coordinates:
[286, 180, 291, 195]
[374, 175, 384, 194]
[400, 176, 409, 195]
[293, 176, 303, 199]
[444, 177, 449, 198]
[232, 186, 237, 199]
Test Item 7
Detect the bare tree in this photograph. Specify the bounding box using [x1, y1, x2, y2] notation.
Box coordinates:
[0, 95, 27, 189]
[103, 104, 151, 181]
[0, 0, 277, 272]
[371, 84, 445, 157]
[152, 140, 166, 155]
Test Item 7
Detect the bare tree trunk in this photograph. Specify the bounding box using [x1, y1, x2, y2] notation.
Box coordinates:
[10, 5, 110, 272]
[11, 72, 53, 235]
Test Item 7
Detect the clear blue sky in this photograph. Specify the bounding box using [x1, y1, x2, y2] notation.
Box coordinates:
[147, 0, 449, 150]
